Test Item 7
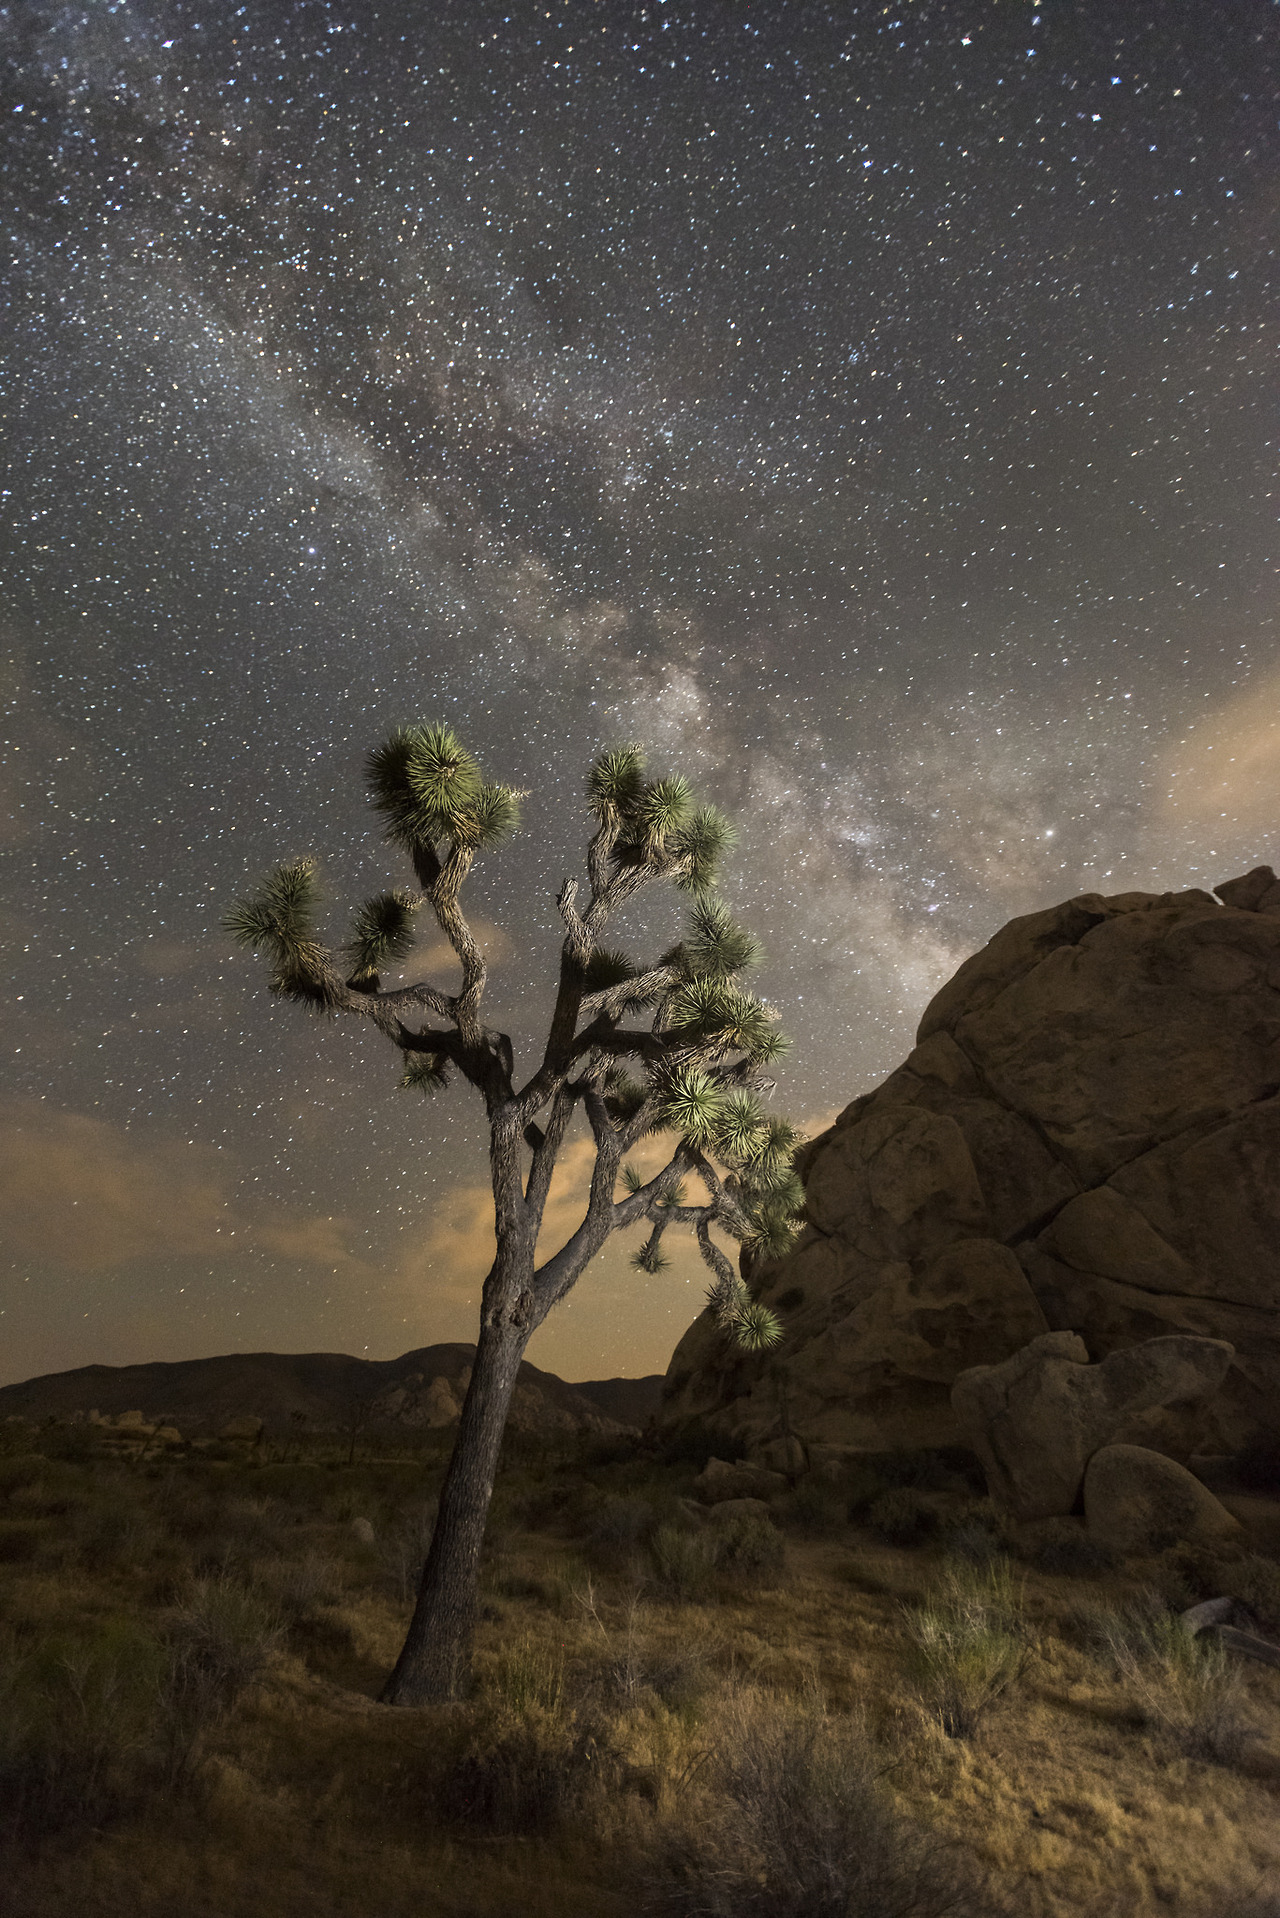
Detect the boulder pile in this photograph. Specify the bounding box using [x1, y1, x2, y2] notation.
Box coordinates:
[662, 871, 1280, 1464]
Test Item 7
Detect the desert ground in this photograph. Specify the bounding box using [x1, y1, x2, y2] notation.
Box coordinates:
[2, 1417, 1278, 1918]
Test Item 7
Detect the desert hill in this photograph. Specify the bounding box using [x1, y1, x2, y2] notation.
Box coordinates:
[663, 870, 1280, 1462]
[0, 1342, 652, 1438]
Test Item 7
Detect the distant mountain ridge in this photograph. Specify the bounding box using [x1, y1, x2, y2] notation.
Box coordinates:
[0, 1344, 661, 1437]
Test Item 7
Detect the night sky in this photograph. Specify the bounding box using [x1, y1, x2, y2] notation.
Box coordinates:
[3, 0, 1278, 1389]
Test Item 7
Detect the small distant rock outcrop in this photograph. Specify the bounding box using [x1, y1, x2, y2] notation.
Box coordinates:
[662, 872, 1280, 1460]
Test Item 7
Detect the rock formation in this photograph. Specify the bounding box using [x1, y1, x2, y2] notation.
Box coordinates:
[661, 872, 1280, 1459]
[949, 1330, 1234, 1520]
[1083, 1444, 1241, 1555]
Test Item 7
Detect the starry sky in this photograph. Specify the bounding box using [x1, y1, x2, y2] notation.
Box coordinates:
[3, 0, 1278, 1390]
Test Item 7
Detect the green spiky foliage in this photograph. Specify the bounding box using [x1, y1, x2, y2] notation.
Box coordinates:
[711, 1091, 768, 1162]
[452, 783, 523, 850]
[224, 860, 341, 1009]
[666, 978, 781, 1062]
[681, 894, 761, 980]
[619, 1162, 646, 1196]
[705, 1270, 784, 1352]
[399, 1052, 449, 1095]
[345, 888, 421, 987]
[583, 948, 639, 992]
[604, 1073, 649, 1123]
[365, 725, 486, 851]
[587, 745, 647, 822]
[658, 1066, 725, 1146]
[732, 1297, 785, 1352]
[671, 803, 736, 893]
[631, 1234, 672, 1275]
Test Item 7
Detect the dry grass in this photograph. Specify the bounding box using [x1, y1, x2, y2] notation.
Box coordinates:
[0, 1424, 1277, 1918]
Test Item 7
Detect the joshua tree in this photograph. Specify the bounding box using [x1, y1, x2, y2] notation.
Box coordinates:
[226, 728, 804, 1703]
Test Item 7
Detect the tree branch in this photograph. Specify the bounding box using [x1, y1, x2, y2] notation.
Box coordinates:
[523, 1083, 576, 1231]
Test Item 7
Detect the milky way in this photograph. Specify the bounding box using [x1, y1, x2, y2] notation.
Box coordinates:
[3, 0, 1278, 1384]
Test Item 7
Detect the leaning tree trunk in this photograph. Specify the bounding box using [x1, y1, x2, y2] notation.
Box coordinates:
[381, 1284, 532, 1705]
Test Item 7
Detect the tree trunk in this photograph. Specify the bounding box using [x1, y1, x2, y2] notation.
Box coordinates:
[380, 1296, 530, 1705]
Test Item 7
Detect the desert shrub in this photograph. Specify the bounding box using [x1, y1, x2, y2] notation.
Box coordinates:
[783, 1478, 846, 1535]
[865, 1488, 940, 1547]
[646, 1691, 992, 1917]
[1017, 1519, 1116, 1578]
[1230, 1553, 1280, 1634]
[165, 1579, 281, 1709]
[444, 1639, 611, 1836]
[257, 1550, 345, 1619]
[0, 1620, 167, 1844]
[713, 1511, 785, 1583]
[378, 1502, 437, 1605]
[489, 1634, 566, 1716]
[940, 1499, 1013, 1566]
[1093, 1597, 1256, 1765]
[28, 1422, 98, 1463]
[442, 1706, 610, 1835]
[903, 1559, 1029, 1739]
[651, 1523, 719, 1601]
[590, 1494, 655, 1549]
[61, 1498, 166, 1575]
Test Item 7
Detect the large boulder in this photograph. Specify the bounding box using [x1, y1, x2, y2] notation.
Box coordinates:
[950, 1331, 1234, 1520]
[661, 875, 1280, 1459]
[1083, 1444, 1242, 1555]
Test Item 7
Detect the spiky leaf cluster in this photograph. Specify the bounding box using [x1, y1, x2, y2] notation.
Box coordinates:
[604, 1073, 649, 1123]
[345, 888, 421, 985]
[657, 1066, 725, 1146]
[631, 1238, 671, 1275]
[666, 978, 781, 1063]
[672, 804, 736, 893]
[590, 745, 734, 892]
[587, 745, 647, 822]
[680, 895, 762, 981]
[583, 948, 639, 992]
[366, 725, 482, 850]
[399, 1052, 449, 1096]
[224, 861, 342, 1009]
[705, 1271, 783, 1352]
[365, 725, 519, 858]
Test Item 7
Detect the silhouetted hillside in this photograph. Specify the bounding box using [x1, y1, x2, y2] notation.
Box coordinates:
[0, 1344, 639, 1436]
[572, 1375, 664, 1426]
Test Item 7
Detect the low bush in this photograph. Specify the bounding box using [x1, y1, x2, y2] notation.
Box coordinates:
[651, 1523, 719, 1601]
[1016, 1519, 1116, 1578]
[0, 1620, 167, 1845]
[646, 1691, 994, 1917]
[713, 1511, 785, 1583]
[865, 1488, 940, 1547]
[782, 1478, 846, 1535]
[1092, 1596, 1257, 1766]
[1229, 1553, 1280, 1635]
[588, 1494, 655, 1553]
[903, 1560, 1029, 1739]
